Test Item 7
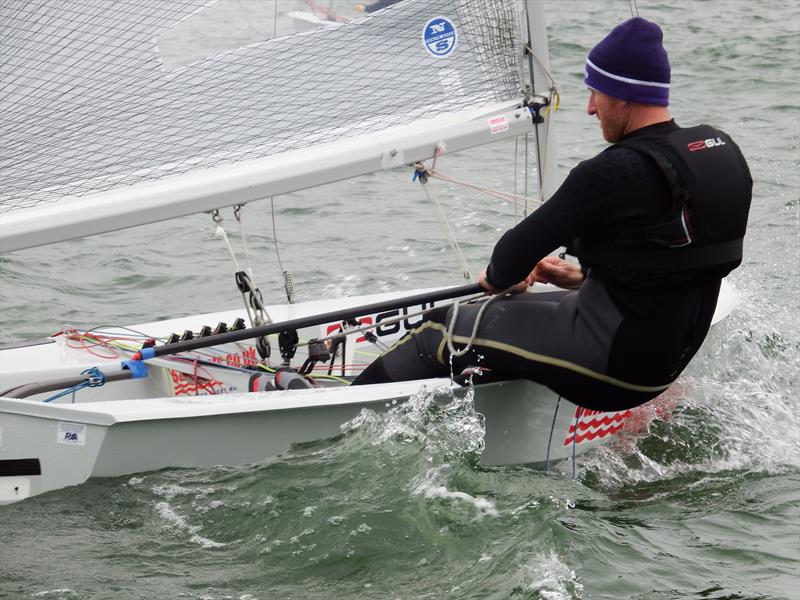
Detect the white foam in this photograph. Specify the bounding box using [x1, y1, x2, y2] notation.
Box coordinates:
[155, 501, 226, 549]
[340, 384, 485, 460]
[518, 552, 583, 600]
[413, 466, 499, 518]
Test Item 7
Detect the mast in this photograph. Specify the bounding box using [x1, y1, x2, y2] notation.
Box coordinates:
[523, 0, 559, 201]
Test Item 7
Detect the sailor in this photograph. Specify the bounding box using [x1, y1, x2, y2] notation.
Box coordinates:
[353, 17, 752, 411]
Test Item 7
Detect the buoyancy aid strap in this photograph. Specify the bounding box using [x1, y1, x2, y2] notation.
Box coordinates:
[573, 236, 743, 271]
[616, 140, 690, 215]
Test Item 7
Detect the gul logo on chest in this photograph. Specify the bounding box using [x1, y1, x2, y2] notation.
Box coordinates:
[687, 137, 727, 152]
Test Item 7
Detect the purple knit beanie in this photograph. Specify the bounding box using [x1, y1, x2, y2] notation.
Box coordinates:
[584, 17, 670, 106]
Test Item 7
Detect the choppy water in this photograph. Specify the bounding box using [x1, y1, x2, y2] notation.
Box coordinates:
[1, 1, 799, 599]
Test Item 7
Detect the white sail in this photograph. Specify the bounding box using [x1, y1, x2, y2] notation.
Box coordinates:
[0, 0, 555, 252]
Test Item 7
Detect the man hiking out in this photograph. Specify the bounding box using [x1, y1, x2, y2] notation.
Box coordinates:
[354, 17, 752, 412]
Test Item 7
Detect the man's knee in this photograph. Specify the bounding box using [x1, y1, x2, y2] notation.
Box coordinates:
[423, 305, 450, 325]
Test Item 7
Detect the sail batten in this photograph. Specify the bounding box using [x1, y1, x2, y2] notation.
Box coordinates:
[1, 0, 529, 248]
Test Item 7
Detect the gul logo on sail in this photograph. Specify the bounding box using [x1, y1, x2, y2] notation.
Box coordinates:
[563, 407, 632, 445]
[423, 17, 457, 58]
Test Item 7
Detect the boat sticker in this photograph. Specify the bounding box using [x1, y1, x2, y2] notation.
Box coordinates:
[168, 370, 227, 396]
[207, 346, 258, 368]
[326, 317, 374, 344]
[563, 407, 632, 446]
[423, 17, 457, 58]
[58, 422, 86, 446]
[489, 116, 509, 135]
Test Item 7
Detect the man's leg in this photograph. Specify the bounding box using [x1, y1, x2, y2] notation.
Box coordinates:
[353, 292, 568, 385]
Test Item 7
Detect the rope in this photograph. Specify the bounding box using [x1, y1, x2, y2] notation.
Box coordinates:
[234, 205, 256, 281]
[422, 168, 542, 209]
[417, 177, 472, 280]
[210, 208, 272, 329]
[415, 144, 543, 211]
[524, 44, 559, 91]
[446, 288, 514, 358]
[43, 367, 106, 403]
[211, 210, 243, 272]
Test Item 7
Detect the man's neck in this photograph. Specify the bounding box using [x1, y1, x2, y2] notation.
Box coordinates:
[623, 104, 672, 137]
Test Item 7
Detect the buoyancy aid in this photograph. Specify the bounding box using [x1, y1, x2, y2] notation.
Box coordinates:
[572, 124, 752, 273]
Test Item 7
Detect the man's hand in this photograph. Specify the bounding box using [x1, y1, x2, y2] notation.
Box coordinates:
[479, 270, 529, 295]
[528, 256, 584, 289]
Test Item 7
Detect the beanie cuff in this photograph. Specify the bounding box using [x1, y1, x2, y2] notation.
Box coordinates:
[585, 58, 670, 106]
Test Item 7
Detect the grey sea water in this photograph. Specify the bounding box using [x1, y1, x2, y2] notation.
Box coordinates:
[1, 1, 798, 598]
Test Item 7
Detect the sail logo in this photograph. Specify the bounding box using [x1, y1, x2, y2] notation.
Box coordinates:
[423, 17, 457, 58]
[687, 137, 726, 152]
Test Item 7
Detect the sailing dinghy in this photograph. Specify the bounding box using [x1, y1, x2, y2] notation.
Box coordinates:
[0, 0, 737, 504]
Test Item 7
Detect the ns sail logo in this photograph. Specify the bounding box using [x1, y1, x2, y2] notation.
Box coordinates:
[423, 17, 457, 57]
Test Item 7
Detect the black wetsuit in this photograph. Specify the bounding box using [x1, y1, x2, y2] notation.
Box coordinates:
[354, 121, 752, 411]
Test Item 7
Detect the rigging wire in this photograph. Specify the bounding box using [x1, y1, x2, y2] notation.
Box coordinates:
[417, 176, 472, 281]
[270, 197, 296, 303]
[233, 204, 256, 279]
[513, 137, 520, 222]
[629, 0, 640, 17]
[418, 166, 540, 209]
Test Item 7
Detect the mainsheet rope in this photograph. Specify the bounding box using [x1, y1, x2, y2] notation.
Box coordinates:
[210, 207, 272, 328]
[446, 287, 515, 358]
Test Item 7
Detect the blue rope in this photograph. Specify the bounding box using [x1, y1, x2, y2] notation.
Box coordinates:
[43, 367, 106, 403]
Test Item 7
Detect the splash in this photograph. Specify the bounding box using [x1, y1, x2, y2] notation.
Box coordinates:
[412, 465, 499, 518]
[515, 551, 584, 600]
[340, 383, 486, 461]
[575, 282, 800, 488]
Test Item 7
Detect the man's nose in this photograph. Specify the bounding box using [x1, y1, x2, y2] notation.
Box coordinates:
[587, 94, 597, 115]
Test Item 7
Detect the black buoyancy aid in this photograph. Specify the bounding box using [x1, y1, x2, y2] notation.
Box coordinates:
[574, 124, 752, 273]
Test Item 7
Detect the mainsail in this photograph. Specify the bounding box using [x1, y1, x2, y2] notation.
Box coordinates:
[0, 0, 553, 252]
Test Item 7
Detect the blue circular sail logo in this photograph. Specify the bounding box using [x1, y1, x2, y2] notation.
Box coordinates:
[423, 17, 457, 58]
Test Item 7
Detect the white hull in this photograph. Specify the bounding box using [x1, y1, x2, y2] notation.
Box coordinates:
[0, 379, 624, 504]
[0, 282, 738, 504]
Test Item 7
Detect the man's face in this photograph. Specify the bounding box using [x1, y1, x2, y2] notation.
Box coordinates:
[587, 89, 628, 142]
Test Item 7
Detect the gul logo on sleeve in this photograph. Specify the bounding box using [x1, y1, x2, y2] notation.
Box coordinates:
[423, 17, 457, 58]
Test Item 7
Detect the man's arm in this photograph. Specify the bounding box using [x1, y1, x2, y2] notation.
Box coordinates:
[484, 160, 597, 289]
